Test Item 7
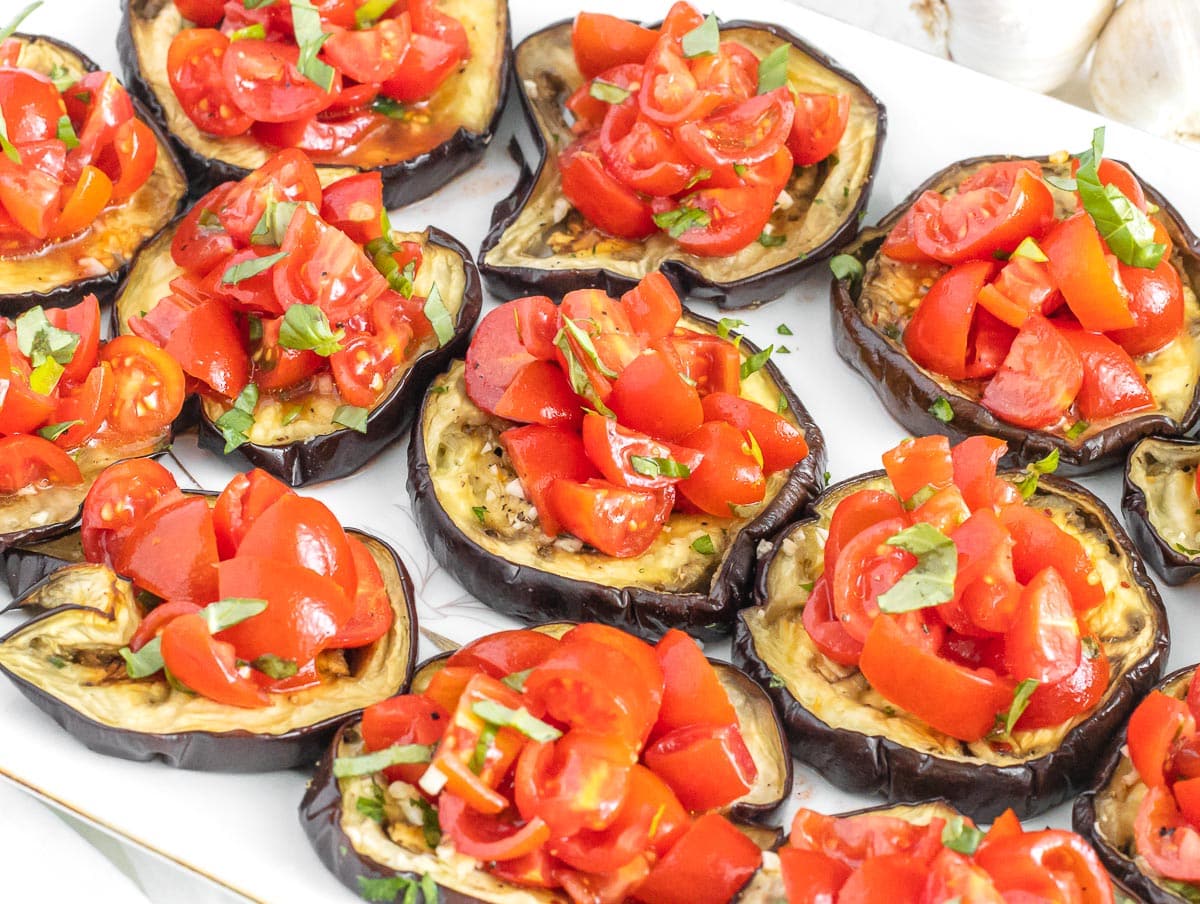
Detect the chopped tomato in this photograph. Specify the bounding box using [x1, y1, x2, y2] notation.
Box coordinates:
[668, 184, 776, 257]
[643, 722, 756, 810]
[447, 629, 560, 680]
[437, 793, 550, 862]
[1134, 785, 1200, 884]
[235, 493, 357, 599]
[325, 536, 394, 649]
[1056, 325, 1152, 420]
[829, 853, 929, 903]
[779, 847, 850, 904]
[0, 435, 84, 494]
[600, 101, 698, 197]
[653, 628, 738, 735]
[1003, 566, 1082, 685]
[163, 298, 250, 399]
[80, 458, 178, 566]
[803, 575, 865, 666]
[823, 489, 908, 580]
[665, 331, 741, 396]
[559, 135, 655, 239]
[114, 495, 220, 605]
[494, 360, 583, 430]
[319, 172, 385, 245]
[608, 350, 703, 443]
[1014, 632, 1108, 730]
[637, 36, 722, 128]
[378, 32, 462, 103]
[581, 412, 702, 490]
[1107, 257, 1185, 356]
[514, 731, 632, 836]
[788, 92, 850, 166]
[499, 424, 598, 538]
[620, 272, 682, 341]
[980, 315, 1082, 429]
[904, 260, 996, 381]
[329, 334, 395, 407]
[999, 504, 1104, 612]
[211, 468, 294, 559]
[222, 39, 337, 123]
[320, 17, 410, 85]
[830, 517, 912, 643]
[882, 435, 954, 503]
[51, 362, 115, 448]
[974, 829, 1116, 903]
[159, 613, 268, 708]
[571, 12, 659, 79]
[1041, 212, 1135, 332]
[675, 421, 765, 516]
[545, 478, 670, 558]
[951, 435, 1018, 511]
[360, 693, 448, 785]
[1128, 691, 1195, 789]
[632, 813, 762, 904]
[700, 392, 808, 474]
[465, 299, 555, 415]
[45, 295, 101, 385]
[166, 29, 253, 136]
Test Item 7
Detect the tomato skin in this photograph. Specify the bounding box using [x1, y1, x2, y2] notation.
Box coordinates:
[493, 360, 582, 430]
[571, 12, 659, 79]
[500, 424, 598, 538]
[823, 489, 908, 580]
[700, 392, 809, 474]
[81, 459, 178, 566]
[904, 260, 995, 381]
[950, 509, 1019, 634]
[830, 517, 912, 644]
[788, 92, 850, 165]
[171, 184, 238, 272]
[787, 809, 946, 869]
[114, 495, 220, 605]
[601, 101, 698, 197]
[378, 32, 462, 103]
[329, 334, 396, 407]
[859, 614, 1014, 742]
[881, 434, 953, 502]
[447, 629, 560, 679]
[437, 793, 551, 862]
[320, 17, 410, 85]
[608, 350, 703, 443]
[465, 299, 552, 415]
[999, 503, 1104, 613]
[1055, 325, 1153, 420]
[514, 731, 633, 836]
[922, 848, 1005, 904]
[45, 295, 101, 385]
[632, 813, 762, 904]
[218, 147, 323, 246]
[621, 273, 682, 342]
[0, 435, 84, 494]
[545, 478, 670, 558]
[361, 693, 448, 785]
[653, 629, 738, 735]
[1134, 784, 1200, 884]
[643, 722, 756, 811]
[559, 135, 656, 239]
[581, 412, 702, 491]
[1041, 212, 1135, 332]
[159, 613, 269, 708]
[803, 576, 864, 666]
[951, 435, 1018, 511]
[210, 468, 293, 559]
[1003, 566, 1081, 685]
[52, 363, 115, 449]
[669, 184, 776, 257]
[326, 536, 394, 649]
[975, 830, 1115, 904]
[676, 88, 794, 171]
[1014, 632, 1108, 730]
[1108, 257, 1185, 356]
[676, 421, 765, 516]
[665, 331, 741, 397]
[779, 847, 850, 904]
[167, 29, 253, 136]
[223, 39, 337, 123]
[236, 493, 357, 600]
[980, 315, 1083, 429]
[1128, 691, 1195, 789]
[319, 172, 385, 245]
[162, 298, 250, 399]
[129, 600, 202, 653]
[830, 853, 928, 904]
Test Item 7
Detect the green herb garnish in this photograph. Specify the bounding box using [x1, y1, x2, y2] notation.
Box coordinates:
[214, 383, 259, 452]
[471, 700, 563, 742]
[589, 79, 630, 104]
[653, 204, 711, 239]
[758, 231, 786, 247]
[941, 816, 984, 855]
[680, 14, 719, 58]
[278, 304, 344, 356]
[876, 523, 957, 613]
[740, 345, 773, 380]
[252, 654, 298, 679]
[1016, 448, 1060, 499]
[333, 404, 369, 434]
[756, 43, 790, 94]
[289, 0, 336, 91]
[691, 535, 716, 555]
[630, 455, 691, 479]
[222, 251, 287, 284]
[830, 253, 864, 282]
[333, 744, 434, 778]
[929, 397, 954, 423]
[37, 420, 82, 442]
[424, 283, 454, 347]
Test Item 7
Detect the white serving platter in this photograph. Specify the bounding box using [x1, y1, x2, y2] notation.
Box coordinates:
[2, 0, 1199, 900]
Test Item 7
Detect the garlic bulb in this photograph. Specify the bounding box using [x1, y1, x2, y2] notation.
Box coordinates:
[942, 0, 1115, 93]
[1090, 0, 1200, 148]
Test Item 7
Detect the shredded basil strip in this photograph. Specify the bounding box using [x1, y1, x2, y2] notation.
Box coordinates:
[278, 303, 345, 356]
[777, 323, 793, 336]
[222, 251, 288, 284]
[559, 317, 618, 379]
[0, 1, 40, 42]
[716, 317, 746, 340]
[203, 597, 268, 633]
[653, 205, 710, 238]
[47, 63, 74, 91]
[941, 816, 984, 855]
[1065, 420, 1089, 441]
[589, 78, 630, 104]
[1002, 678, 1040, 735]
[1075, 126, 1166, 269]
[680, 14, 719, 58]
[333, 744, 435, 778]
[876, 522, 958, 613]
[758, 231, 786, 247]
[756, 43, 790, 94]
[471, 505, 487, 523]
[119, 636, 164, 679]
[15, 306, 79, 367]
[691, 534, 716, 555]
[54, 115, 79, 149]
[249, 199, 304, 246]
[424, 283, 454, 347]
[289, 0, 337, 92]
[333, 404, 369, 434]
[364, 235, 417, 297]
[742, 429, 764, 468]
[501, 668, 532, 692]
[740, 345, 773, 380]
[354, 0, 395, 28]
[356, 785, 385, 823]
[214, 383, 259, 452]
[554, 327, 615, 417]
[370, 95, 407, 119]
[630, 455, 691, 479]
[471, 700, 563, 742]
[830, 253, 864, 282]
[228, 22, 266, 40]
[928, 397, 954, 423]
[37, 419, 82, 441]
[252, 654, 298, 679]
[1016, 448, 1060, 499]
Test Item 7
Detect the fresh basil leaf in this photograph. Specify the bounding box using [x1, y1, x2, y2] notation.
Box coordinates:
[355, 0, 395, 28]
[941, 816, 984, 855]
[278, 303, 344, 356]
[470, 724, 497, 773]
[589, 78, 630, 104]
[228, 22, 266, 40]
[333, 744, 434, 778]
[740, 345, 773, 380]
[55, 115, 79, 149]
[717, 317, 746, 340]
[47, 63, 74, 91]
[333, 404, 369, 434]
[0, 1, 40, 42]
[776, 345, 791, 353]
[370, 95, 407, 119]
[249, 199, 302, 245]
[776, 396, 788, 414]
[756, 42, 790, 94]
[1001, 678, 1039, 735]
[15, 306, 79, 367]
[554, 328, 615, 417]
[680, 14, 719, 58]
[365, 235, 417, 298]
[119, 636, 164, 679]
[471, 700, 563, 742]
[281, 402, 304, 426]
[653, 204, 711, 239]
[203, 597, 268, 633]
[29, 357, 64, 395]
[413, 797, 441, 848]
[742, 430, 764, 468]
[691, 534, 716, 555]
[243, 0, 277, 8]
[757, 231, 786, 247]
[776, 323, 793, 336]
[252, 654, 298, 679]
[1175, 542, 1200, 557]
[1065, 420, 1089, 441]
[733, 163, 747, 177]
[222, 250, 288, 284]
[37, 419, 83, 442]
[830, 253, 864, 282]
[683, 167, 711, 189]
[876, 522, 957, 613]
[1074, 126, 1165, 269]
[501, 668, 532, 692]
[630, 455, 691, 479]
[1016, 448, 1060, 499]
[289, 0, 336, 92]
[424, 283, 454, 347]
[1044, 173, 1077, 192]
[355, 784, 386, 823]
[214, 383, 259, 452]
[471, 505, 487, 524]
[358, 876, 422, 903]
[1011, 236, 1048, 262]
[560, 317, 619, 379]
[419, 874, 438, 904]
[928, 397, 954, 423]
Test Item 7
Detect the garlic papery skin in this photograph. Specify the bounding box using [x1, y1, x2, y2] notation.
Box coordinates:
[943, 0, 1116, 93]
[1090, 0, 1200, 148]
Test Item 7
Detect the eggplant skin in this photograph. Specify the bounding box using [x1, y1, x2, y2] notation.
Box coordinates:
[115, 226, 483, 487]
[831, 154, 1200, 475]
[407, 312, 827, 642]
[734, 472, 1169, 822]
[301, 631, 790, 904]
[118, 0, 510, 206]
[0, 34, 186, 316]
[1074, 666, 1198, 904]
[0, 528, 417, 771]
[1123, 436, 1200, 586]
[478, 18, 885, 309]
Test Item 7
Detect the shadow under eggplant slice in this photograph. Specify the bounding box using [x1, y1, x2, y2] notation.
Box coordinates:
[1074, 665, 1198, 904]
[1123, 435, 1200, 586]
[118, 0, 510, 206]
[0, 34, 187, 315]
[733, 471, 1168, 821]
[478, 17, 885, 309]
[0, 526, 417, 771]
[407, 311, 826, 642]
[831, 154, 1200, 474]
[299, 623, 791, 904]
[113, 223, 482, 486]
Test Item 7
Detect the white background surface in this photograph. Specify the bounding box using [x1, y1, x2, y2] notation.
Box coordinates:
[1, 0, 1199, 901]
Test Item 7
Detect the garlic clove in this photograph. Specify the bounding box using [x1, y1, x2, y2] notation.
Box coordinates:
[1090, 0, 1200, 148]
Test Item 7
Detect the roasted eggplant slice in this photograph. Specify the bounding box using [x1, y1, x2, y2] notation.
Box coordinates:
[734, 471, 1168, 821]
[1075, 665, 1197, 904]
[0, 527, 416, 770]
[0, 34, 186, 315]
[1124, 436, 1200, 585]
[478, 17, 884, 309]
[115, 225, 482, 485]
[408, 312, 826, 640]
[300, 623, 791, 903]
[118, 0, 510, 206]
[832, 154, 1200, 474]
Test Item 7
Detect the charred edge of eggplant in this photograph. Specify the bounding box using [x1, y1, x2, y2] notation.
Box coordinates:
[733, 471, 1170, 821]
[301, 640, 791, 904]
[0, 33, 187, 314]
[476, 17, 886, 309]
[117, 1, 511, 206]
[830, 154, 1200, 475]
[1122, 435, 1200, 587]
[184, 227, 483, 486]
[1073, 664, 1198, 904]
[407, 311, 827, 642]
[0, 526, 418, 771]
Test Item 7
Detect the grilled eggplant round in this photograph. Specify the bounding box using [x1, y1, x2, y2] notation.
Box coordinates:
[114, 224, 482, 486]
[1074, 665, 1197, 904]
[1124, 435, 1200, 586]
[408, 312, 826, 641]
[118, 0, 510, 206]
[477, 17, 885, 309]
[832, 154, 1200, 474]
[0, 34, 187, 315]
[300, 623, 791, 904]
[733, 470, 1169, 821]
[0, 520, 417, 770]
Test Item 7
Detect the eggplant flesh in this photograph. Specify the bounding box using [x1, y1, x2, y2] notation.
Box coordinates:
[1075, 667, 1197, 904]
[120, 0, 509, 204]
[736, 471, 1168, 820]
[832, 155, 1200, 473]
[410, 313, 826, 639]
[0, 35, 186, 311]
[478, 20, 884, 308]
[301, 624, 791, 904]
[1124, 436, 1200, 585]
[0, 530, 416, 770]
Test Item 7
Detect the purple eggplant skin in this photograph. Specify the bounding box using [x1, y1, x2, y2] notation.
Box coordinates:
[118, 0, 511, 206]
[831, 155, 1200, 475]
[1074, 665, 1197, 904]
[407, 313, 827, 642]
[0, 34, 187, 316]
[0, 529, 418, 771]
[477, 18, 885, 310]
[733, 471, 1170, 822]
[1122, 436, 1200, 586]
